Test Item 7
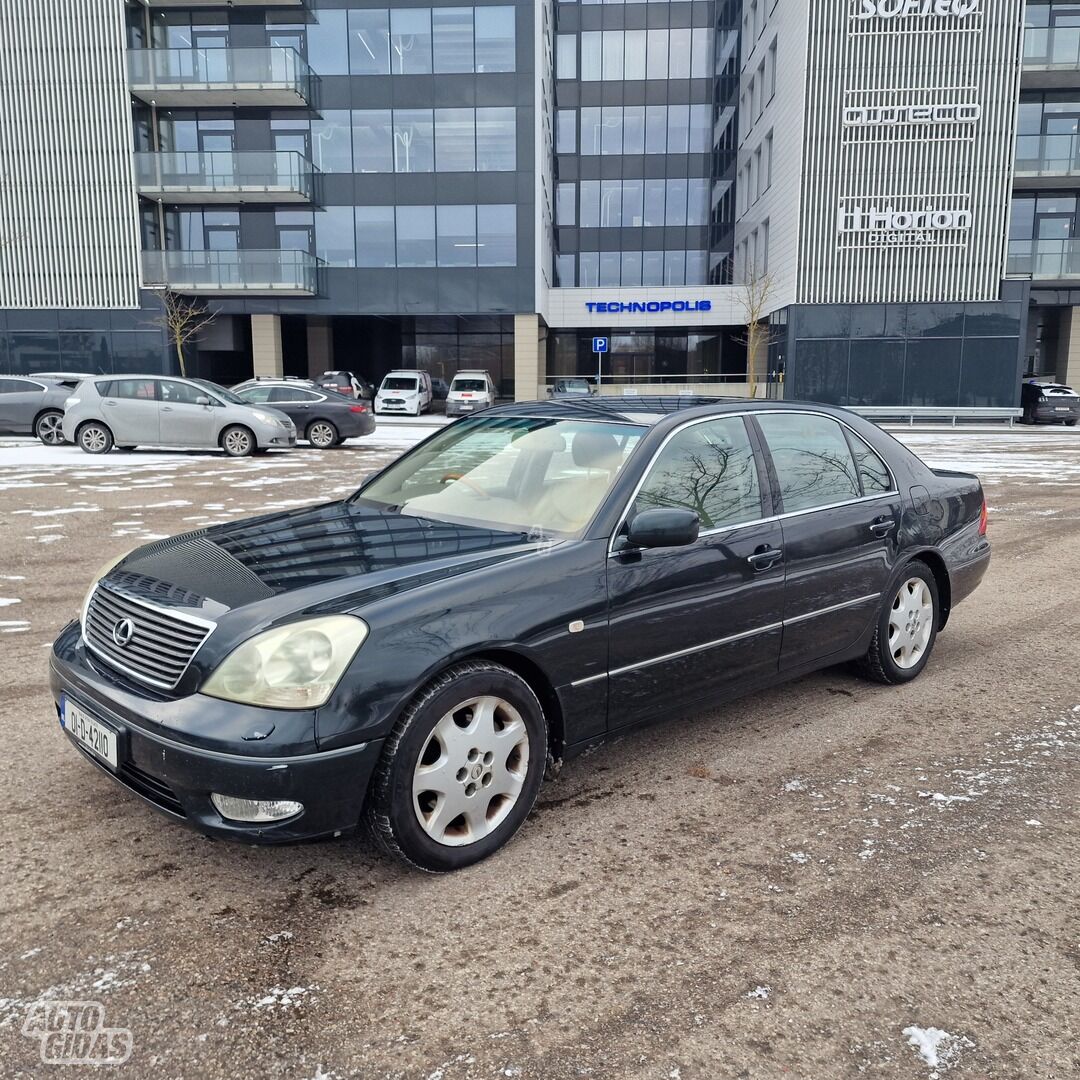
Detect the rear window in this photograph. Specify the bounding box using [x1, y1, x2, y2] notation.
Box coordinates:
[1040, 384, 1077, 397]
[383, 377, 418, 390]
[452, 379, 488, 392]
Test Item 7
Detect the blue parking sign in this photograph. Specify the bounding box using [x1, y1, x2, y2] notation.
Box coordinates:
[592, 336, 609, 354]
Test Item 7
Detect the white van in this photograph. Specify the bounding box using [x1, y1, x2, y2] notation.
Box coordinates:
[445, 370, 497, 417]
[374, 370, 433, 416]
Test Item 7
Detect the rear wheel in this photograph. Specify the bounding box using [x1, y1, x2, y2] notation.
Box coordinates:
[1065, 419, 1077, 427]
[76, 421, 113, 455]
[365, 661, 547, 872]
[34, 410, 64, 446]
[221, 425, 255, 457]
[306, 419, 339, 449]
[858, 563, 939, 685]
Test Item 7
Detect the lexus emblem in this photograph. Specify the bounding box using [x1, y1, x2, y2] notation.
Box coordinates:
[112, 618, 136, 647]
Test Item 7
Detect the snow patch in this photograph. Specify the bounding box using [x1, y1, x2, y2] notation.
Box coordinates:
[902, 1025, 974, 1072]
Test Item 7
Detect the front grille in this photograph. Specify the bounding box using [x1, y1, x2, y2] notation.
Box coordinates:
[83, 583, 215, 691]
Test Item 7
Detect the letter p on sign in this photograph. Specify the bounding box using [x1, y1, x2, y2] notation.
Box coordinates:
[592, 336, 609, 354]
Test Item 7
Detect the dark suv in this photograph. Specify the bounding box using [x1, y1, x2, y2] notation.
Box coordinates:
[1021, 380, 1080, 426]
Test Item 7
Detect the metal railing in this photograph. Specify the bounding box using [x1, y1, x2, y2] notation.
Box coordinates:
[133, 151, 316, 200]
[127, 47, 313, 102]
[1023, 26, 1080, 69]
[1007, 238, 1080, 280]
[141, 249, 319, 294]
[1014, 132, 1080, 177]
[851, 406, 1022, 427]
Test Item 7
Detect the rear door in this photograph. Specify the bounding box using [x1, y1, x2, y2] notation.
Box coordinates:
[605, 415, 785, 726]
[104, 378, 160, 444]
[0, 378, 45, 432]
[752, 411, 902, 672]
[158, 379, 218, 445]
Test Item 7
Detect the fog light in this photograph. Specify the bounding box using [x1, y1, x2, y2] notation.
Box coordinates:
[211, 794, 303, 823]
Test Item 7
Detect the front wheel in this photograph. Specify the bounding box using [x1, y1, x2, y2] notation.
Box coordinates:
[35, 410, 64, 445]
[365, 661, 547, 872]
[1065, 419, 1078, 427]
[858, 563, 939, 685]
[76, 421, 113, 455]
[221, 425, 255, 457]
[306, 419, 339, 449]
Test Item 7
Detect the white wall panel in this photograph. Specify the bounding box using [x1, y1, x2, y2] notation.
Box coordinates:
[0, 0, 140, 308]
[796, 0, 1024, 304]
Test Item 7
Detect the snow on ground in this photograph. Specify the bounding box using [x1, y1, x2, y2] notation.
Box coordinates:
[891, 429, 1080, 485]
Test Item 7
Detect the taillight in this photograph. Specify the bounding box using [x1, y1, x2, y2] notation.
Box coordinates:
[350, 404, 367, 413]
[978, 499, 988, 536]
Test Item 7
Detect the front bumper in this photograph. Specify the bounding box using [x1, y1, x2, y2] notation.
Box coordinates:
[445, 401, 491, 416]
[255, 424, 297, 448]
[49, 624, 381, 843]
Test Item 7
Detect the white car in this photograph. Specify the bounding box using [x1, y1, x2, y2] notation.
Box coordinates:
[445, 371, 497, 416]
[374, 371, 433, 416]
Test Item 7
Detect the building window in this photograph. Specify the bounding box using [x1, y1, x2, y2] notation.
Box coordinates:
[356, 206, 397, 267]
[348, 10, 391, 75]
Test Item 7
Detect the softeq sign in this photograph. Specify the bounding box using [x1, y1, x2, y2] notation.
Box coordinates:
[856, 0, 980, 17]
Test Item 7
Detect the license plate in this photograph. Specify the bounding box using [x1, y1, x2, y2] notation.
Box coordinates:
[1055, 407, 1071, 412]
[62, 698, 118, 769]
[460, 404, 473, 411]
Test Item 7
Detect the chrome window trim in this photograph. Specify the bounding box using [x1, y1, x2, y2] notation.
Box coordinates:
[571, 592, 883, 688]
[607, 407, 900, 557]
[81, 582, 217, 692]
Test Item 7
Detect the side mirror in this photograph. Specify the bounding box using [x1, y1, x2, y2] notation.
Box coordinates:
[619, 508, 700, 551]
[194, 395, 211, 406]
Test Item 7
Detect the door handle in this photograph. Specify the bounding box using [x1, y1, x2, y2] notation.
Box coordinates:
[869, 517, 896, 537]
[747, 546, 783, 571]
[161, 406, 174, 412]
[104, 400, 117, 407]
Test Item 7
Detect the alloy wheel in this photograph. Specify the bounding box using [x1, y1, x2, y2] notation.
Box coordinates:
[80, 426, 108, 453]
[36, 412, 63, 445]
[888, 577, 934, 669]
[412, 695, 530, 847]
[223, 429, 252, 456]
[308, 421, 336, 448]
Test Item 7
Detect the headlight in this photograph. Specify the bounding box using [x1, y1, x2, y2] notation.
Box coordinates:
[80, 548, 133, 627]
[252, 410, 279, 426]
[201, 615, 368, 709]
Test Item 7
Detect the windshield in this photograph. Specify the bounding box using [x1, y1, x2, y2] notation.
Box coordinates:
[193, 379, 246, 405]
[382, 377, 419, 391]
[451, 379, 488, 392]
[355, 416, 645, 537]
[559, 380, 590, 393]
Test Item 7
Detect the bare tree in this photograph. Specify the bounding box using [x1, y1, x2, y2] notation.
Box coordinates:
[149, 288, 216, 378]
[735, 271, 777, 400]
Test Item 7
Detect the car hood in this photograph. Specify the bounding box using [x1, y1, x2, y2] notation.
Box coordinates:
[103, 501, 533, 618]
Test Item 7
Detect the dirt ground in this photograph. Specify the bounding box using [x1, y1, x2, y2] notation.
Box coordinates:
[0, 429, 1077, 1080]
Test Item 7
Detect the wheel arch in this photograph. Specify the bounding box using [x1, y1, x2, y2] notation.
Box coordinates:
[33, 405, 63, 430]
[901, 548, 952, 630]
[218, 422, 255, 448]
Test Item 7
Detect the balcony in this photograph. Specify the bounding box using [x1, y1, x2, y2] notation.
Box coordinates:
[127, 48, 312, 107]
[1022, 27, 1080, 87]
[1014, 133, 1080, 188]
[134, 151, 316, 204]
[1006, 238, 1080, 282]
[141, 250, 319, 296]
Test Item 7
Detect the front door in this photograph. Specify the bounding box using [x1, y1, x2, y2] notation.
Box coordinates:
[103, 378, 161, 445]
[157, 379, 218, 446]
[752, 411, 902, 671]
[606, 415, 785, 727]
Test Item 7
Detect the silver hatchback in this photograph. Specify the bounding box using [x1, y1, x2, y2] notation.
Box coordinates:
[62, 376, 296, 456]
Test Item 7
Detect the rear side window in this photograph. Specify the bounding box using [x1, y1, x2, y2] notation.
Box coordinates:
[238, 386, 273, 403]
[108, 379, 157, 401]
[633, 417, 761, 530]
[269, 387, 319, 402]
[845, 430, 892, 495]
[756, 413, 860, 513]
[0, 379, 25, 394]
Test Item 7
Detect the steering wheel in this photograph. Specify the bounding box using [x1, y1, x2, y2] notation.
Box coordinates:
[440, 471, 489, 497]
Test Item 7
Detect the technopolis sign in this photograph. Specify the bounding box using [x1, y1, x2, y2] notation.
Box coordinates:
[584, 300, 713, 314]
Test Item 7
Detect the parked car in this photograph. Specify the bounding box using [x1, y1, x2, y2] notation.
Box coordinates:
[445, 371, 497, 416]
[1020, 379, 1079, 426]
[32, 371, 96, 383]
[374, 370, 433, 416]
[431, 377, 450, 401]
[315, 371, 373, 400]
[548, 378, 596, 398]
[232, 376, 321, 394]
[233, 380, 375, 448]
[50, 398, 990, 871]
[0, 375, 80, 445]
[62, 376, 296, 456]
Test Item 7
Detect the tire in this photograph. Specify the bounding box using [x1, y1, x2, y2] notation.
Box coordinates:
[334, 435, 348, 446]
[34, 410, 64, 446]
[365, 660, 548, 872]
[858, 562, 940, 685]
[220, 425, 256, 457]
[76, 421, 113, 455]
[1065, 419, 1077, 427]
[306, 419, 339, 449]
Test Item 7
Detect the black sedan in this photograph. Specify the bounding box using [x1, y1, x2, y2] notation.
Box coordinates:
[233, 381, 375, 447]
[49, 398, 990, 871]
[0, 374, 81, 444]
